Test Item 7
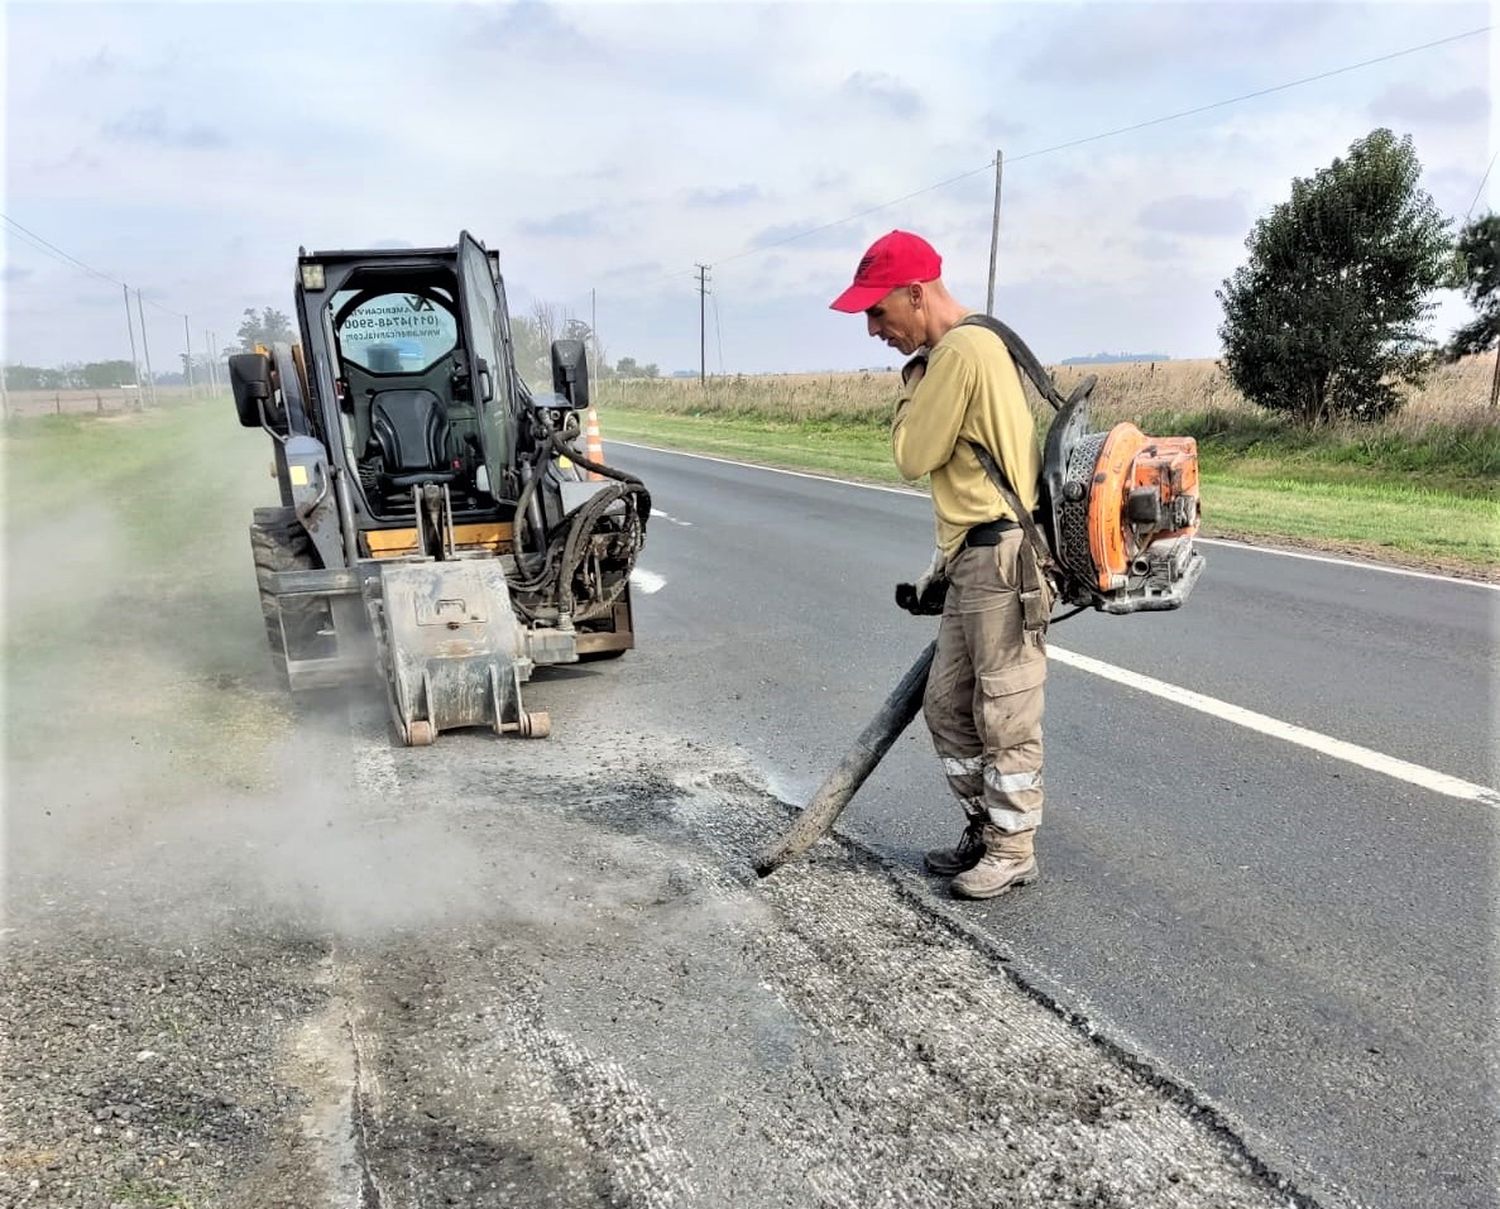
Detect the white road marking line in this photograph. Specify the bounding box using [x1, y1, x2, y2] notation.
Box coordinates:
[630, 568, 667, 594]
[650, 507, 694, 527]
[1194, 537, 1500, 590]
[612, 440, 926, 497]
[1049, 645, 1500, 808]
[613, 440, 1494, 589]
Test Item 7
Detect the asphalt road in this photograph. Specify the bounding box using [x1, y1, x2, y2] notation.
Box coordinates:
[602, 441, 1499, 1209]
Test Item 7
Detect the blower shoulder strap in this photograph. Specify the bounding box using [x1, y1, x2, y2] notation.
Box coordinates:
[954, 313, 1068, 411]
[966, 441, 1056, 636]
[947, 313, 1059, 572]
[964, 440, 1056, 574]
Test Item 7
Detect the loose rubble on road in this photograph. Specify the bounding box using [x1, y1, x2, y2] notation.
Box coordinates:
[2, 689, 1304, 1209]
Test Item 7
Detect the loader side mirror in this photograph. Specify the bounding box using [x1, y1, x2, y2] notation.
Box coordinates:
[228, 352, 274, 429]
[550, 339, 589, 411]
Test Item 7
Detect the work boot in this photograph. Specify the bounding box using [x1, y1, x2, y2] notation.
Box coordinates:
[950, 832, 1039, 900]
[923, 814, 988, 877]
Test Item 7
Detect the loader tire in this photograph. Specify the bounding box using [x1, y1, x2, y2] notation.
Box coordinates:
[250, 509, 331, 663]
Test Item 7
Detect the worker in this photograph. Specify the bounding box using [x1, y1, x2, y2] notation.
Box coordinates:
[830, 230, 1049, 899]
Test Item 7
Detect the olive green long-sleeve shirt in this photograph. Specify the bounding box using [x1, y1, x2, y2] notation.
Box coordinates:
[891, 321, 1041, 560]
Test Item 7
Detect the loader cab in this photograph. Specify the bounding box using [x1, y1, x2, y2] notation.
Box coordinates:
[294, 234, 522, 534]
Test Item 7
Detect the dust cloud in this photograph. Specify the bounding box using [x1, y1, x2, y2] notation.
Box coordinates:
[0, 415, 532, 946]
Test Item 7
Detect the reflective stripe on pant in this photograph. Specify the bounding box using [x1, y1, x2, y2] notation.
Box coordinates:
[922, 532, 1047, 856]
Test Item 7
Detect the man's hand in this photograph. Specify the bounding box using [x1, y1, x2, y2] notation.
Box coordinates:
[895, 548, 947, 616]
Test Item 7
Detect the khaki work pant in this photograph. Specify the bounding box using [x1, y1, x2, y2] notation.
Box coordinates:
[923, 532, 1048, 858]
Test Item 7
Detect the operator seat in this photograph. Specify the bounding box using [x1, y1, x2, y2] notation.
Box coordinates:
[368, 389, 457, 488]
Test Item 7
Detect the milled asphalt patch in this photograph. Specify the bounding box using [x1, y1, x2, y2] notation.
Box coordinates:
[720, 775, 1327, 1208]
[5, 692, 1324, 1208]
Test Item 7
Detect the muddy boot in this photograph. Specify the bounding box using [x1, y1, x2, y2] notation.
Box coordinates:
[922, 813, 988, 877]
[949, 828, 1039, 899]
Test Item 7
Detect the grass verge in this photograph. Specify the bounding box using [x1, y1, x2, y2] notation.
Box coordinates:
[3, 401, 293, 790]
[598, 407, 1499, 576]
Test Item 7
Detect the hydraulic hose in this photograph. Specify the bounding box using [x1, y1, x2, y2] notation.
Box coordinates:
[545, 431, 650, 492]
[512, 451, 550, 572]
[504, 418, 651, 622]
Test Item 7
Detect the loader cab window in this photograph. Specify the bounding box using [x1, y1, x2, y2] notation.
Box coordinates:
[327, 284, 489, 519]
[333, 291, 458, 374]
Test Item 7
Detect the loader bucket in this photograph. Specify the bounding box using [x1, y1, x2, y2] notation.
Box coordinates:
[376, 560, 551, 744]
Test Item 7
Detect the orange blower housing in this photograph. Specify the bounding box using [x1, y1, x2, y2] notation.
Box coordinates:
[1041, 400, 1205, 614]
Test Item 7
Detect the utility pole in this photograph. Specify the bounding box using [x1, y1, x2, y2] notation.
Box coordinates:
[0, 362, 9, 421]
[205, 330, 219, 395]
[696, 264, 710, 385]
[123, 284, 144, 408]
[590, 286, 598, 389]
[135, 289, 157, 407]
[183, 316, 195, 398]
[985, 149, 1004, 317]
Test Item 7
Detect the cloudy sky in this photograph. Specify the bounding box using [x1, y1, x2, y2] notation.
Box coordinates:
[2, 1, 1493, 375]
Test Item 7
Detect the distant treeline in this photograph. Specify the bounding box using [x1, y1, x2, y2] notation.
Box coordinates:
[1060, 352, 1173, 365]
[3, 361, 141, 389]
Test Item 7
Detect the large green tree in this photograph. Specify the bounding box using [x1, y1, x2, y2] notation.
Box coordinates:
[1217, 129, 1451, 423]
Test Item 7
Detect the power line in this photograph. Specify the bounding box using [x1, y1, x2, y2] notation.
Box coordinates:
[708, 24, 1491, 270]
[1, 212, 188, 318]
[2, 213, 125, 289]
[1464, 151, 1497, 219]
[1004, 25, 1489, 168]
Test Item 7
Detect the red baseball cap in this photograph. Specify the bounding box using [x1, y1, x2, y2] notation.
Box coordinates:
[829, 230, 942, 313]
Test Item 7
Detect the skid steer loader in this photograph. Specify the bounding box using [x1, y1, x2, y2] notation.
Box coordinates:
[228, 232, 649, 745]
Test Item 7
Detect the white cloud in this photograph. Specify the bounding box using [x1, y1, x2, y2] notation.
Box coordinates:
[2, 2, 1491, 373]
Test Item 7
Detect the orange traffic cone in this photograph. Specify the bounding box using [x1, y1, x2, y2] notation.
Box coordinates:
[584, 405, 605, 481]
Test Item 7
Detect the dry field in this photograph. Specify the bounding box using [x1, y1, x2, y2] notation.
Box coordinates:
[2, 385, 203, 418]
[600, 354, 1499, 436]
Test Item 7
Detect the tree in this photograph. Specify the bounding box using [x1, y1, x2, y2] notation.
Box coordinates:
[1217, 129, 1451, 423]
[78, 360, 137, 388]
[593, 334, 615, 379]
[613, 357, 659, 379]
[2, 364, 61, 389]
[509, 312, 548, 383]
[1445, 212, 1498, 381]
[1447, 211, 1500, 408]
[529, 301, 559, 354]
[236, 306, 295, 351]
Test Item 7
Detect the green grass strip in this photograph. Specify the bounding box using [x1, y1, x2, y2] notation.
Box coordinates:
[599, 408, 1499, 572]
